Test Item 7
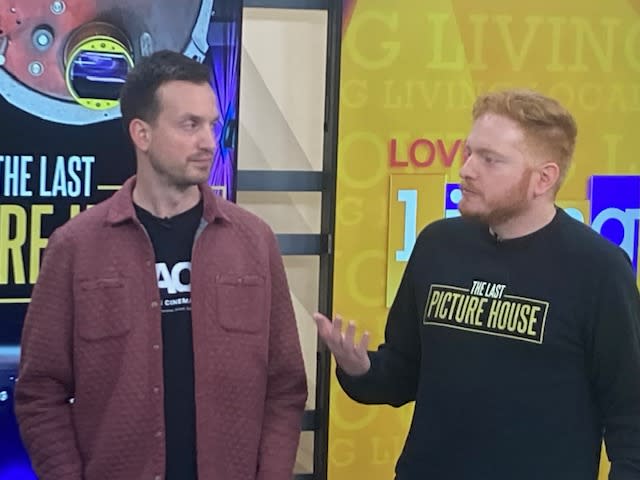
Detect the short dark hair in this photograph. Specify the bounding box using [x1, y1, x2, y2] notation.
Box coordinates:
[119, 50, 211, 131]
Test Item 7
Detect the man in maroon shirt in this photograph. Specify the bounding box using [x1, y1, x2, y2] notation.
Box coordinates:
[14, 50, 307, 480]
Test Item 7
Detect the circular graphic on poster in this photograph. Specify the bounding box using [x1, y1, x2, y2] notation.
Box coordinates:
[0, 0, 214, 125]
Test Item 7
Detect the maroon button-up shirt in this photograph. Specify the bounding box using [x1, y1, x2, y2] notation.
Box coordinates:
[15, 177, 308, 480]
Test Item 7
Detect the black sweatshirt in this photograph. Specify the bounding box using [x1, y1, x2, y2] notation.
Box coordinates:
[338, 208, 640, 480]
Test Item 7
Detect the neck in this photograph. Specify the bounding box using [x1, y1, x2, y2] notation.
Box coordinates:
[132, 171, 201, 219]
[489, 202, 557, 240]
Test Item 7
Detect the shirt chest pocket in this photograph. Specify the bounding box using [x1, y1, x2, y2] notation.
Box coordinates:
[215, 274, 267, 334]
[75, 277, 132, 340]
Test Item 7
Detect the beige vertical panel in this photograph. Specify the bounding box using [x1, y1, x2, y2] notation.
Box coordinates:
[237, 7, 328, 475]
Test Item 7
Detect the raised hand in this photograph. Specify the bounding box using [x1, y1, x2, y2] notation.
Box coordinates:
[313, 312, 371, 376]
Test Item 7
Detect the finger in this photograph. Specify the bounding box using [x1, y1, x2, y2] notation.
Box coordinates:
[312, 312, 333, 339]
[312, 312, 330, 324]
[357, 330, 370, 353]
[332, 315, 344, 340]
[344, 321, 357, 348]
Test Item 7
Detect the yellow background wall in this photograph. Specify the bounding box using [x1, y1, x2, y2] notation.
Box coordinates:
[330, 1, 640, 478]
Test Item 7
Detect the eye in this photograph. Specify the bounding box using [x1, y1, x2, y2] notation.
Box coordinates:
[462, 146, 471, 162]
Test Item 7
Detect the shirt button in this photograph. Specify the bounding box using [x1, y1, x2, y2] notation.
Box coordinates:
[154, 476, 161, 480]
[151, 301, 158, 308]
[146, 260, 152, 267]
[153, 387, 160, 394]
[153, 344, 160, 351]
[155, 430, 163, 438]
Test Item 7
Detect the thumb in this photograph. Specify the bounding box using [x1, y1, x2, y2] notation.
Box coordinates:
[312, 312, 333, 338]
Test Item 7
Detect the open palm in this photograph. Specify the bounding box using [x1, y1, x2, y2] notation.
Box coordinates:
[313, 313, 371, 376]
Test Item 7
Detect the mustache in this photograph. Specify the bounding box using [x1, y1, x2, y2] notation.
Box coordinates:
[460, 182, 479, 194]
[188, 150, 214, 161]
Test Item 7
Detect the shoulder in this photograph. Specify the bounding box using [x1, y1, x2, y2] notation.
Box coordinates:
[402, 216, 484, 268]
[417, 216, 480, 245]
[49, 196, 115, 241]
[215, 197, 273, 236]
[556, 210, 632, 271]
[212, 199, 286, 271]
[213, 198, 279, 258]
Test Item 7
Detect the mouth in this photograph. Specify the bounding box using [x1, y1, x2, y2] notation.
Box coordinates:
[190, 157, 213, 164]
[460, 185, 478, 196]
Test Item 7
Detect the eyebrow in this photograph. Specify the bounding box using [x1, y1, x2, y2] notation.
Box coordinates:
[468, 145, 508, 160]
[178, 113, 220, 124]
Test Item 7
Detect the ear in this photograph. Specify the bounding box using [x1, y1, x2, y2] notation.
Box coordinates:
[129, 118, 152, 153]
[534, 162, 560, 197]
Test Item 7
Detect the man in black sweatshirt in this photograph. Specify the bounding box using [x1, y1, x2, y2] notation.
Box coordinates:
[314, 89, 640, 479]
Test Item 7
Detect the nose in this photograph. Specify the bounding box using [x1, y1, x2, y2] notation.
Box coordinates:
[198, 125, 216, 152]
[459, 151, 476, 180]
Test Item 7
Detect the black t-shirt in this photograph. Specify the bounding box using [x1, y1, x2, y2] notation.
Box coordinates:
[135, 200, 203, 480]
[338, 208, 640, 479]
